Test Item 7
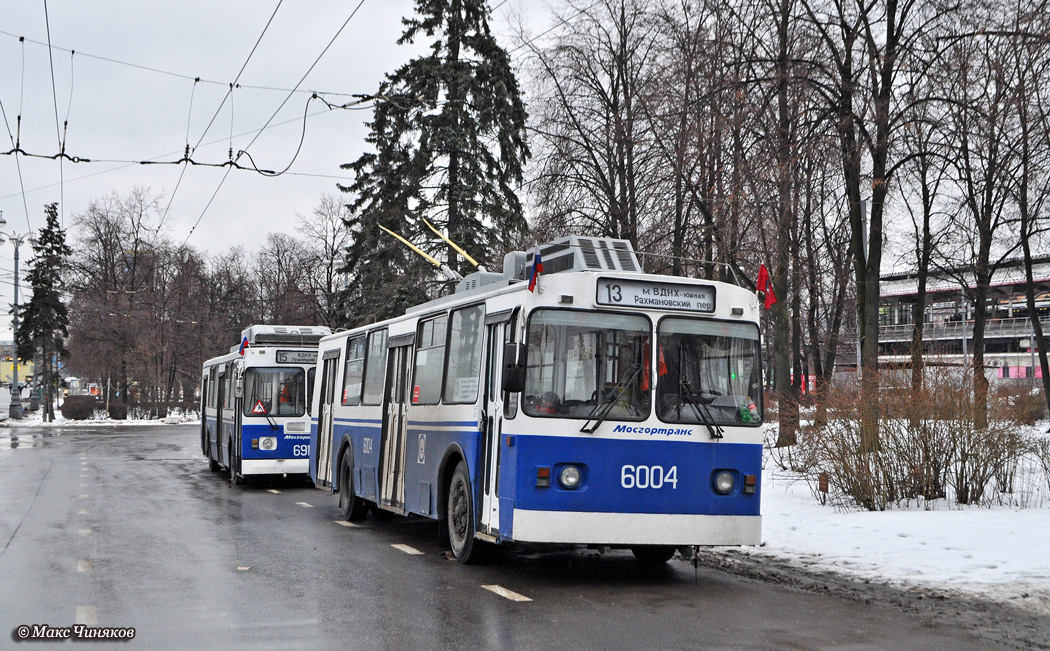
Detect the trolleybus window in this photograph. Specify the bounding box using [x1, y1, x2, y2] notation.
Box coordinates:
[656, 318, 762, 426]
[208, 367, 217, 407]
[414, 315, 447, 404]
[223, 366, 232, 409]
[443, 305, 484, 404]
[523, 310, 650, 420]
[307, 367, 316, 415]
[342, 336, 366, 406]
[362, 329, 388, 405]
[242, 367, 307, 417]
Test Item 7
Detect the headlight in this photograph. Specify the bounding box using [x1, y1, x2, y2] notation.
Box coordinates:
[259, 437, 277, 451]
[558, 465, 581, 489]
[713, 470, 735, 495]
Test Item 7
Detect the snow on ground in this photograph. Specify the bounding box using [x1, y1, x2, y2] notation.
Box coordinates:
[749, 424, 1050, 615]
[0, 408, 198, 427]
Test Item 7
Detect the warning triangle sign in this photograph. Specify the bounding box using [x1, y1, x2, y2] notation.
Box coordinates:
[251, 400, 268, 414]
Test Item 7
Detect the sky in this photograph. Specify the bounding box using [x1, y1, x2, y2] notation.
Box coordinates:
[0, 0, 544, 338]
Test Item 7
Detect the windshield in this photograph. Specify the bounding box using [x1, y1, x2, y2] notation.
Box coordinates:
[656, 318, 762, 426]
[523, 310, 650, 420]
[243, 367, 307, 417]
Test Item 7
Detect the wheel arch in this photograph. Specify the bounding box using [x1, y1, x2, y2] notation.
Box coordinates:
[334, 433, 353, 494]
[437, 442, 467, 523]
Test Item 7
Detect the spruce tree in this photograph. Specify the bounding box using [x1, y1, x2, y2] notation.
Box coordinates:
[338, 0, 529, 324]
[16, 203, 72, 422]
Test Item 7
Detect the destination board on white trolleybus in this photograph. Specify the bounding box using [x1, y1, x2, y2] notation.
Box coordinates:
[596, 278, 716, 312]
[276, 350, 318, 364]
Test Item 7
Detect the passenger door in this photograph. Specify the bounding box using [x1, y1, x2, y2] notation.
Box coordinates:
[315, 352, 339, 487]
[379, 345, 411, 511]
[480, 322, 505, 534]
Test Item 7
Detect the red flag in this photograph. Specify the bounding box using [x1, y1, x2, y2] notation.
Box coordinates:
[756, 264, 778, 309]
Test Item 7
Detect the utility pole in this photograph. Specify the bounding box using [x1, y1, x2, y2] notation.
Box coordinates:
[0, 213, 34, 419]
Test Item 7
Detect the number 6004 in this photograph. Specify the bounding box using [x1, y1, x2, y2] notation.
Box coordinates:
[621, 465, 677, 489]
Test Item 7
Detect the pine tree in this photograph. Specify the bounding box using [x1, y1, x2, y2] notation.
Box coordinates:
[16, 203, 72, 422]
[338, 0, 529, 324]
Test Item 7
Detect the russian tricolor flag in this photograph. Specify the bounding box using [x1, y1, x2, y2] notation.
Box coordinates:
[528, 245, 543, 292]
[238, 337, 249, 355]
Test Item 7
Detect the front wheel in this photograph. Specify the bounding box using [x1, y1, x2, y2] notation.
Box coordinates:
[228, 444, 242, 485]
[631, 545, 676, 565]
[447, 460, 481, 564]
[338, 449, 368, 521]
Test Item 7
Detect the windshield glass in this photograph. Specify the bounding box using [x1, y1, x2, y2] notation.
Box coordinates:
[243, 367, 307, 417]
[656, 318, 762, 426]
[523, 310, 650, 420]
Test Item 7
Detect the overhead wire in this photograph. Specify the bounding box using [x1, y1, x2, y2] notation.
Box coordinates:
[0, 28, 361, 98]
[184, 0, 368, 245]
[160, 0, 284, 231]
[42, 0, 64, 226]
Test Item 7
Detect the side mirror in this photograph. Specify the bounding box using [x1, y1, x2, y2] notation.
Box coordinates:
[234, 374, 244, 399]
[502, 342, 526, 393]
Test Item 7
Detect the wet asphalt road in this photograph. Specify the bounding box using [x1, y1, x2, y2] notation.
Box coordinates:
[0, 424, 996, 650]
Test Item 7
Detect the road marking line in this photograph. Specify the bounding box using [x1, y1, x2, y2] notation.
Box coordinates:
[80, 483, 87, 488]
[78, 509, 89, 515]
[295, 502, 313, 508]
[79, 529, 91, 537]
[80, 461, 87, 465]
[75, 606, 97, 625]
[267, 489, 281, 494]
[78, 494, 88, 499]
[80, 474, 88, 478]
[391, 544, 424, 555]
[237, 566, 251, 571]
[78, 560, 93, 573]
[482, 585, 532, 602]
[334, 520, 359, 528]
[80, 456, 87, 460]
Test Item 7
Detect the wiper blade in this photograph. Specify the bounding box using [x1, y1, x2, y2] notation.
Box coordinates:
[581, 363, 641, 434]
[681, 380, 723, 440]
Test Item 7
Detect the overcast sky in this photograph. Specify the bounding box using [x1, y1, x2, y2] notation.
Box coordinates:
[0, 0, 544, 339]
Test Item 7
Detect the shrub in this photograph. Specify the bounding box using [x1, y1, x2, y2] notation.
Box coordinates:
[61, 395, 98, 420]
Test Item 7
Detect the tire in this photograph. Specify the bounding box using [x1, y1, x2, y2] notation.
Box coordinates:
[447, 460, 480, 564]
[229, 443, 242, 485]
[631, 545, 676, 565]
[338, 449, 368, 521]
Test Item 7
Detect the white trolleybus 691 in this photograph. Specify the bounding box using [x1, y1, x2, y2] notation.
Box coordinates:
[310, 236, 763, 563]
[201, 325, 331, 484]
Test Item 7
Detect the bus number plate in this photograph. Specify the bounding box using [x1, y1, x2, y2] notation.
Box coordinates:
[621, 465, 677, 489]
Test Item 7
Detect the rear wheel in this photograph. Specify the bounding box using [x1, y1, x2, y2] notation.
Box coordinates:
[631, 545, 676, 565]
[338, 449, 368, 521]
[448, 460, 481, 564]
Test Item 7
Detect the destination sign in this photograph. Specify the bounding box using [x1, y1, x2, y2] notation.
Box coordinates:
[276, 350, 318, 365]
[596, 278, 715, 313]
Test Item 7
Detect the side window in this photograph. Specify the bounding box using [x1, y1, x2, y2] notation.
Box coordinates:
[307, 367, 316, 415]
[413, 314, 447, 404]
[342, 337, 366, 406]
[362, 329, 388, 405]
[443, 305, 485, 404]
[209, 368, 217, 408]
[223, 366, 232, 409]
[504, 314, 519, 419]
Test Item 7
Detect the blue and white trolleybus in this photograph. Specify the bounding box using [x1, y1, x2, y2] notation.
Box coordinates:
[201, 325, 331, 483]
[311, 237, 763, 562]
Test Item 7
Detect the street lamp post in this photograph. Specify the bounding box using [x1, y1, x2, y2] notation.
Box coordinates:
[0, 213, 34, 419]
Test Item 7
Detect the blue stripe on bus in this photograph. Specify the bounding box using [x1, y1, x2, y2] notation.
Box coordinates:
[333, 417, 383, 425]
[407, 419, 477, 428]
[500, 435, 761, 518]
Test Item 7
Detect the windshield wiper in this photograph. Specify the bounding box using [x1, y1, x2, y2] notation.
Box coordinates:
[680, 379, 723, 440]
[581, 363, 641, 433]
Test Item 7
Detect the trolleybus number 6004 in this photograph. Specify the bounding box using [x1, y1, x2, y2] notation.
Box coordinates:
[621, 465, 678, 489]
